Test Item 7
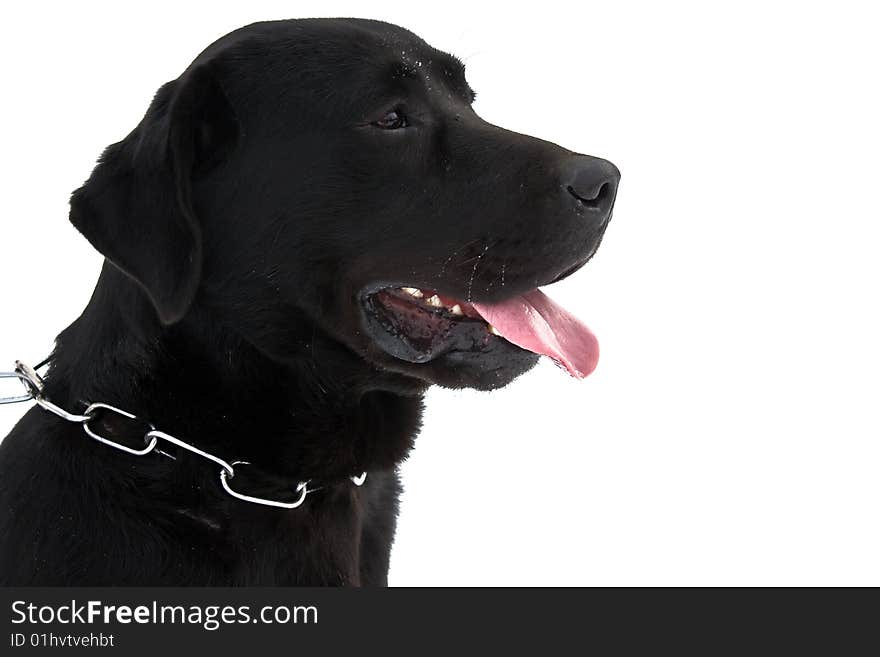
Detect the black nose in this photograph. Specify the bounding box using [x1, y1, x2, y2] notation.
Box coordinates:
[563, 156, 620, 212]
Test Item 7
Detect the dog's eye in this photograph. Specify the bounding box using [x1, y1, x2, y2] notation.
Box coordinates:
[372, 110, 408, 130]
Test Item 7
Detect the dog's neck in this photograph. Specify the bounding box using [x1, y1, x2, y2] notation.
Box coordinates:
[41, 263, 424, 482]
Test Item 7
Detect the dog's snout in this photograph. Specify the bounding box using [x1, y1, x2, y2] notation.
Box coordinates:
[563, 156, 620, 212]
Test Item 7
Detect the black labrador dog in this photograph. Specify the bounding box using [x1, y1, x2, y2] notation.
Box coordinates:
[0, 18, 618, 585]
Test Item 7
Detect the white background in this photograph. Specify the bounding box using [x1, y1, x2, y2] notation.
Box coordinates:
[1, 1, 878, 586]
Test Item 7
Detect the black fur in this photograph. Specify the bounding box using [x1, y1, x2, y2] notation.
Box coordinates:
[0, 19, 618, 585]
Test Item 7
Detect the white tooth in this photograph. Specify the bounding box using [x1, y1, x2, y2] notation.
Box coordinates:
[489, 325, 502, 336]
[450, 304, 463, 316]
[427, 295, 442, 307]
[401, 287, 423, 298]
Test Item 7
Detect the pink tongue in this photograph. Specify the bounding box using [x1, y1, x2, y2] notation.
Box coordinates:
[472, 289, 599, 379]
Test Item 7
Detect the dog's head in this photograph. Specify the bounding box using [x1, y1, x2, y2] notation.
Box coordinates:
[70, 19, 619, 391]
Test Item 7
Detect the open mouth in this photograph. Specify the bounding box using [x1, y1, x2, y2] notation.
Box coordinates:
[361, 284, 599, 379]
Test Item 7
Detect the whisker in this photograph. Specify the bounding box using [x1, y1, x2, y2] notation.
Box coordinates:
[439, 237, 485, 275]
[466, 243, 491, 302]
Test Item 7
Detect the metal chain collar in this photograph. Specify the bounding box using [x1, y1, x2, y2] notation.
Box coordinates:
[1, 360, 367, 509]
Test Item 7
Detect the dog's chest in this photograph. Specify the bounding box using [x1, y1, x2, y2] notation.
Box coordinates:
[224, 489, 365, 586]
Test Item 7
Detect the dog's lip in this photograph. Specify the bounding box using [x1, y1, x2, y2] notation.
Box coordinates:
[358, 284, 509, 367]
[356, 258, 588, 307]
[546, 257, 589, 287]
[363, 286, 501, 332]
[382, 287, 478, 314]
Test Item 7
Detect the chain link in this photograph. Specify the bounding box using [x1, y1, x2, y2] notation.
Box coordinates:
[0, 371, 35, 404]
[1, 360, 367, 508]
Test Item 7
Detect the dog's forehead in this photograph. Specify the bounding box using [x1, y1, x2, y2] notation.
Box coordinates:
[209, 19, 472, 108]
[297, 20, 472, 100]
[389, 48, 470, 90]
[363, 35, 474, 105]
[318, 18, 463, 74]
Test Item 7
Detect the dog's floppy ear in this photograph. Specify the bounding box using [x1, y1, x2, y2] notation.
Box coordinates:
[70, 64, 237, 324]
